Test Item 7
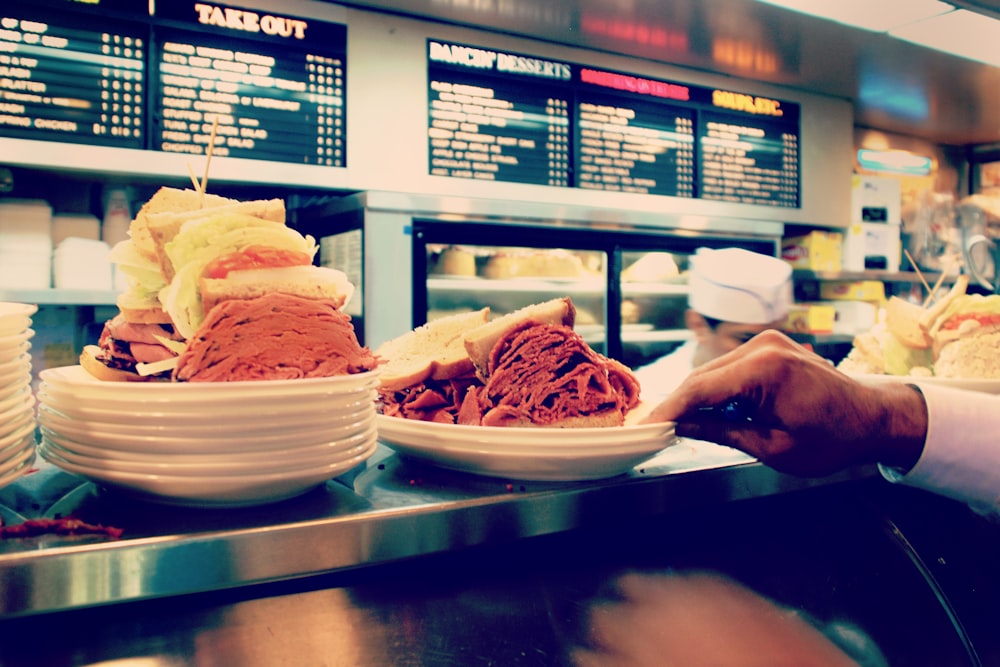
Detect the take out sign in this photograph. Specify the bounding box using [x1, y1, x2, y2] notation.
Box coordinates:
[193, 3, 308, 40]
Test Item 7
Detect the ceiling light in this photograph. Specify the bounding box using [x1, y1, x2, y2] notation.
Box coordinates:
[755, 0, 953, 32]
[891, 9, 1000, 67]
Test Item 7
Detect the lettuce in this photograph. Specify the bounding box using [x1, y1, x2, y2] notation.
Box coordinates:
[165, 212, 315, 272]
[160, 218, 317, 339]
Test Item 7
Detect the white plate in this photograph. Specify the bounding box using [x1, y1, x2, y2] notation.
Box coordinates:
[0, 303, 36, 337]
[37, 378, 378, 414]
[37, 387, 376, 427]
[38, 408, 375, 455]
[0, 438, 35, 478]
[40, 438, 378, 507]
[0, 355, 31, 383]
[847, 373, 1000, 394]
[0, 330, 32, 354]
[38, 398, 374, 442]
[40, 423, 378, 467]
[375, 415, 677, 481]
[41, 429, 376, 477]
[0, 386, 32, 416]
[0, 446, 35, 490]
[41, 365, 381, 398]
[0, 406, 35, 447]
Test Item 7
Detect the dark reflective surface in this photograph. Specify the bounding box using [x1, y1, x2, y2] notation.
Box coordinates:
[1, 479, 997, 667]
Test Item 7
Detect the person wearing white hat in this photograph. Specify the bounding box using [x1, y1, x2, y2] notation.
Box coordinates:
[634, 247, 793, 402]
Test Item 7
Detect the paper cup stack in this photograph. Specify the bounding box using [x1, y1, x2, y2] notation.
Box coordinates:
[36, 366, 381, 507]
[0, 303, 38, 489]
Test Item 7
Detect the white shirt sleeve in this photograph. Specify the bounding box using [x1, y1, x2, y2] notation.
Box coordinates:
[879, 383, 1000, 517]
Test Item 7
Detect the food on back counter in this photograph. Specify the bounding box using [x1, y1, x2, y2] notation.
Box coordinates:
[87, 186, 360, 383]
[432, 245, 478, 277]
[621, 252, 680, 282]
[482, 249, 588, 279]
[837, 274, 1000, 379]
[174, 292, 377, 382]
[377, 297, 641, 427]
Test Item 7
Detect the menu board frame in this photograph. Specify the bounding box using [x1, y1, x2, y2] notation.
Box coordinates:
[427, 39, 802, 208]
[0, 0, 348, 167]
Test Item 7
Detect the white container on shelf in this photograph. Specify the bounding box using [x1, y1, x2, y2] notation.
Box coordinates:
[0, 198, 53, 289]
[51, 213, 101, 245]
[52, 238, 113, 290]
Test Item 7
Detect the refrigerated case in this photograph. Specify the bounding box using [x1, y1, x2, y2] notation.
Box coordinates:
[303, 191, 783, 368]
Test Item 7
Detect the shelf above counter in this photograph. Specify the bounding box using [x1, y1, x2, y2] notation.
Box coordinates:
[0, 289, 119, 307]
[428, 276, 689, 296]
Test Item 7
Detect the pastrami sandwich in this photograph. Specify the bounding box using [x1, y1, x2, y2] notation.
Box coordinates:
[84, 187, 356, 382]
[458, 301, 640, 427]
[376, 308, 490, 423]
[377, 297, 641, 427]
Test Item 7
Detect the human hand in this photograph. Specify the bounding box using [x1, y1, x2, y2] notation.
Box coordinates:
[642, 330, 927, 476]
[571, 571, 857, 667]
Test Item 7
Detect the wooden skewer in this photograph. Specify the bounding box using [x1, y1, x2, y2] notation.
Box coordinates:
[199, 116, 220, 202]
[186, 163, 201, 193]
[922, 254, 959, 308]
[903, 249, 933, 302]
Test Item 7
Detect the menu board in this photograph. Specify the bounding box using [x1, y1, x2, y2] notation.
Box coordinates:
[428, 42, 572, 186]
[0, 2, 147, 148]
[154, 3, 347, 166]
[428, 41, 801, 208]
[576, 92, 694, 197]
[0, 0, 348, 167]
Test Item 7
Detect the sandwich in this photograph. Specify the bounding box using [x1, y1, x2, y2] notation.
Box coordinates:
[84, 186, 358, 382]
[837, 274, 1000, 379]
[927, 289, 1000, 378]
[377, 297, 641, 427]
[459, 300, 640, 427]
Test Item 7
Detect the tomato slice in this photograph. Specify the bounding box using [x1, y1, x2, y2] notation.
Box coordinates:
[203, 246, 311, 279]
[940, 312, 1000, 330]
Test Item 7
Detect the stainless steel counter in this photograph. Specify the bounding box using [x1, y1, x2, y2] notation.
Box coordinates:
[0, 439, 876, 619]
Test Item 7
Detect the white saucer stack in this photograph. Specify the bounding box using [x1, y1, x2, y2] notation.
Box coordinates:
[0, 303, 39, 489]
[36, 365, 381, 507]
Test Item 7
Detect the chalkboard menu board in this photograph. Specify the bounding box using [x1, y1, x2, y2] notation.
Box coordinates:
[1, 0, 347, 167]
[428, 40, 801, 208]
[0, 2, 147, 149]
[154, 3, 346, 165]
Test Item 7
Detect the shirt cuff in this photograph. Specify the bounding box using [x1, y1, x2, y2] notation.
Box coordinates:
[878, 382, 1000, 517]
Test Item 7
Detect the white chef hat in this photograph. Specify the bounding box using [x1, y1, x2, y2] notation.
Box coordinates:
[688, 247, 793, 324]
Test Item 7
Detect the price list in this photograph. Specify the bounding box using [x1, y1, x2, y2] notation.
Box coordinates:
[155, 31, 344, 165]
[698, 111, 799, 207]
[428, 76, 570, 186]
[576, 95, 694, 196]
[0, 10, 145, 148]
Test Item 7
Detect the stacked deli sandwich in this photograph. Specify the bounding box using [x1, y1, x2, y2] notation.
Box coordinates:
[837, 274, 1000, 378]
[377, 298, 641, 427]
[84, 187, 376, 382]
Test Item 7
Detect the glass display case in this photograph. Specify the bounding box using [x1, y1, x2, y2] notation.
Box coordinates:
[410, 219, 780, 368]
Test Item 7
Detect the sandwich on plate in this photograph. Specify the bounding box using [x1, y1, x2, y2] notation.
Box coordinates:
[837, 274, 1000, 379]
[83, 186, 366, 382]
[377, 297, 641, 426]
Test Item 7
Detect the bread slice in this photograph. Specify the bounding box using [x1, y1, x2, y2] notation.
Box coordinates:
[376, 308, 491, 392]
[464, 297, 576, 381]
[146, 198, 286, 280]
[884, 296, 931, 349]
[130, 187, 235, 263]
[116, 292, 173, 324]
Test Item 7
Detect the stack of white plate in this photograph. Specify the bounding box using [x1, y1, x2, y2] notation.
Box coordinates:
[0, 302, 38, 489]
[36, 365, 381, 507]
